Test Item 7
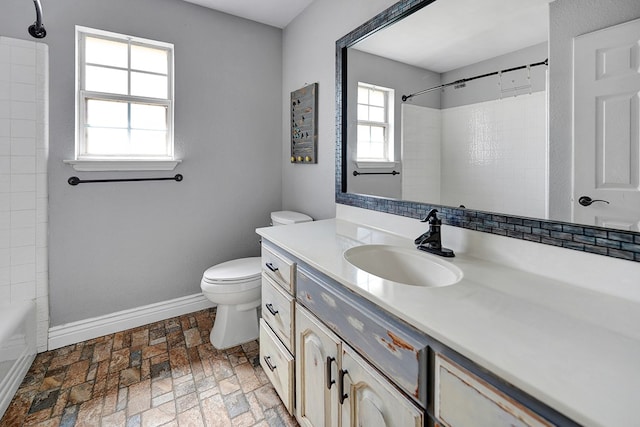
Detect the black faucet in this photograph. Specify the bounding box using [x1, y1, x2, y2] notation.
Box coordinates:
[414, 209, 455, 257]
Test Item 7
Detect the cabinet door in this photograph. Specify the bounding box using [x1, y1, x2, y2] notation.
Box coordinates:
[434, 354, 554, 427]
[296, 305, 341, 427]
[340, 345, 423, 427]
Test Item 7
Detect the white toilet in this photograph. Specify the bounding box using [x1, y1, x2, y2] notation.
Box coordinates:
[200, 211, 312, 349]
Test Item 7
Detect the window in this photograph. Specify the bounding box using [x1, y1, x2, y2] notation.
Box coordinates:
[356, 82, 394, 162]
[73, 27, 176, 167]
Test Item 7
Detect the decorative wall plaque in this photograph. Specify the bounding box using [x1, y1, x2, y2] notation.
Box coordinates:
[290, 83, 318, 163]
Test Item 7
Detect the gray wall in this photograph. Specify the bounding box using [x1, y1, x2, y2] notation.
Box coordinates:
[549, 0, 640, 221]
[1, 0, 283, 325]
[346, 48, 440, 198]
[282, 0, 398, 220]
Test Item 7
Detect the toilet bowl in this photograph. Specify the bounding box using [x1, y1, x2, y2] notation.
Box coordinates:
[201, 257, 262, 349]
[200, 211, 312, 350]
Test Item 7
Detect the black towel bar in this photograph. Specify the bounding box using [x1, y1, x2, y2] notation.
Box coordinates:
[68, 174, 183, 186]
[353, 170, 400, 176]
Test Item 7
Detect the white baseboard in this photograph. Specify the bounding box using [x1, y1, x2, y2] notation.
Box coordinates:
[48, 293, 215, 350]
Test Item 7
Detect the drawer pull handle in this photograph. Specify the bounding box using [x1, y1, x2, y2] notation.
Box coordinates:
[326, 356, 336, 390]
[338, 369, 349, 404]
[265, 303, 279, 316]
[263, 356, 277, 372]
[265, 262, 279, 272]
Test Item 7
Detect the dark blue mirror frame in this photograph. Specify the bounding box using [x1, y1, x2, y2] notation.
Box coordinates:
[335, 0, 640, 262]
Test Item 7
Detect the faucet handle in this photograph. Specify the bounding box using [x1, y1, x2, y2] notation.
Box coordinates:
[420, 209, 439, 223]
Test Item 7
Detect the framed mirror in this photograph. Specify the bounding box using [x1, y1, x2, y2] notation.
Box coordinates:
[336, 0, 640, 260]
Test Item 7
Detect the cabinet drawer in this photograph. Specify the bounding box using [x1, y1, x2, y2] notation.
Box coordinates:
[259, 319, 294, 415]
[261, 273, 295, 353]
[262, 244, 295, 294]
[297, 265, 430, 408]
[435, 354, 554, 427]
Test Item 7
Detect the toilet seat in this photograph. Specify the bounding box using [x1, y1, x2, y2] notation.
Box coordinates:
[201, 257, 261, 293]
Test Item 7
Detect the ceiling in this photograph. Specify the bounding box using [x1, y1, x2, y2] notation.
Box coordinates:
[353, 0, 552, 73]
[181, 0, 314, 28]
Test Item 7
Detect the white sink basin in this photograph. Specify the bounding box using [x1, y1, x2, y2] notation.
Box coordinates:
[344, 244, 463, 287]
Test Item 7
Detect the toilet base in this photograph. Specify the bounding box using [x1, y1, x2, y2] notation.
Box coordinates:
[210, 304, 259, 350]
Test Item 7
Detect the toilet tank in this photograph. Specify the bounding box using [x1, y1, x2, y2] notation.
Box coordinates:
[271, 211, 313, 226]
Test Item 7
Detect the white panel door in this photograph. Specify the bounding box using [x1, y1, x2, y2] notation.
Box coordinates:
[573, 18, 640, 230]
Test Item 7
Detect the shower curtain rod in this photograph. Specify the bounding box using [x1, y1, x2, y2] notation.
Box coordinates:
[28, 0, 46, 39]
[401, 58, 548, 102]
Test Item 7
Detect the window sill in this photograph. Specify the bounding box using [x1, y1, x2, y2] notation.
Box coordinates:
[64, 159, 182, 172]
[354, 161, 398, 169]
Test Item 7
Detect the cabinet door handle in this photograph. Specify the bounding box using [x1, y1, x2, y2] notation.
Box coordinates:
[326, 356, 336, 389]
[265, 303, 279, 316]
[263, 356, 277, 372]
[265, 262, 279, 272]
[338, 369, 349, 404]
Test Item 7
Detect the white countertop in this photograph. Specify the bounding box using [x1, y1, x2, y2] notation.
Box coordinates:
[256, 218, 640, 427]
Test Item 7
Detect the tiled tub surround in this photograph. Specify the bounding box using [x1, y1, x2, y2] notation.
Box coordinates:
[0, 302, 36, 420]
[256, 205, 640, 426]
[402, 92, 547, 218]
[0, 308, 297, 426]
[0, 36, 49, 351]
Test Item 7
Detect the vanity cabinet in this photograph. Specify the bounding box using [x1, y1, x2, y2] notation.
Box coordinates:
[259, 242, 297, 415]
[295, 261, 428, 427]
[296, 304, 423, 427]
[258, 239, 572, 427]
[434, 354, 554, 427]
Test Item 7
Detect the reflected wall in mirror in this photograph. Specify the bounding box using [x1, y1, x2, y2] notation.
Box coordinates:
[340, 0, 640, 232]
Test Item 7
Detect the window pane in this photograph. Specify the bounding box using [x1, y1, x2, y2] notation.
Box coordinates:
[130, 130, 168, 155]
[357, 125, 371, 144]
[85, 36, 128, 68]
[358, 144, 372, 159]
[358, 87, 369, 104]
[357, 105, 369, 121]
[86, 99, 128, 128]
[131, 44, 168, 74]
[369, 90, 385, 107]
[131, 104, 167, 130]
[85, 65, 128, 95]
[85, 128, 129, 155]
[369, 141, 385, 159]
[370, 126, 384, 143]
[369, 106, 385, 122]
[131, 72, 168, 98]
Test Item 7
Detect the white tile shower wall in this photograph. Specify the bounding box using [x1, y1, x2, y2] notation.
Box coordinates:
[0, 36, 49, 351]
[401, 104, 441, 204]
[441, 92, 547, 217]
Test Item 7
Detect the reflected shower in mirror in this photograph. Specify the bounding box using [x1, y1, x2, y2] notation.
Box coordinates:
[346, 0, 551, 219]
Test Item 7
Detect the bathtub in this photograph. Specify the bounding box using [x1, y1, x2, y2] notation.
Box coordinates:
[0, 301, 37, 419]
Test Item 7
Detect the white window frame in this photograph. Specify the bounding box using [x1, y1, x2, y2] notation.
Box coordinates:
[66, 26, 180, 171]
[356, 82, 395, 166]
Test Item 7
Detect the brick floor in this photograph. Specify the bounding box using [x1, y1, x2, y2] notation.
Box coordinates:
[0, 308, 298, 427]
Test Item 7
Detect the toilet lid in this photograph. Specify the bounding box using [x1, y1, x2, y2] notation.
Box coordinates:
[271, 210, 313, 225]
[203, 257, 261, 283]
